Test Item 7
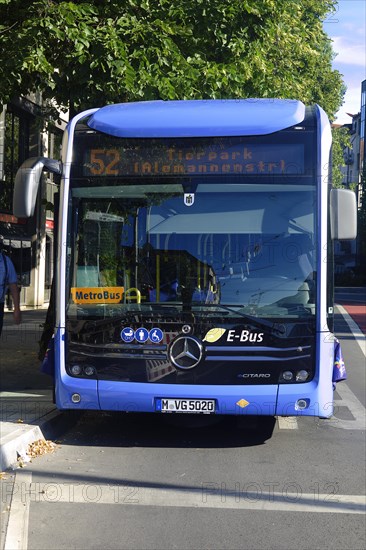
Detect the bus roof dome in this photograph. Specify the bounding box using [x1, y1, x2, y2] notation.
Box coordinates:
[87, 99, 306, 138]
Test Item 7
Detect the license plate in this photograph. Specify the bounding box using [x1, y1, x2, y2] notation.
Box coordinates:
[157, 398, 216, 414]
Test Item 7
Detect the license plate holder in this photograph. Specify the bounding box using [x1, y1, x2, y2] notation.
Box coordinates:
[156, 398, 216, 414]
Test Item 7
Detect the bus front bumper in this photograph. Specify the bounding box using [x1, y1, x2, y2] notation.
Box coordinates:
[56, 378, 333, 418]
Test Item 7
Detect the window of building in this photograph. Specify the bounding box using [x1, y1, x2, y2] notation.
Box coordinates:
[0, 106, 31, 213]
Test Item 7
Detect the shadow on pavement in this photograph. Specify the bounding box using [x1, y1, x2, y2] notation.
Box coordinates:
[57, 410, 277, 449]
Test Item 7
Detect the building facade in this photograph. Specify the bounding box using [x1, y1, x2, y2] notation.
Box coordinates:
[361, 79, 366, 188]
[0, 95, 67, 309]
[340, 112, 361, 190]
[336, 79, 366, 280]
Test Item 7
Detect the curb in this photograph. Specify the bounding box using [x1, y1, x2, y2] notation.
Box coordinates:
[0, 410, 82, 471]
[0, 424, 44, 471]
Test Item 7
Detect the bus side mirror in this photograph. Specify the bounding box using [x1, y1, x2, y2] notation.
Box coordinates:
[13, 157, 62, 218]
[330, 188, 357, 240]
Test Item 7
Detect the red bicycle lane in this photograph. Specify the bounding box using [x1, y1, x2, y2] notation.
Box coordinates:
[339, 304, 366, 336]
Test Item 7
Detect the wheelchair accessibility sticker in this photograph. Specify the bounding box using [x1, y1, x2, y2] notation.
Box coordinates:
[121, 327, 163, 344]
[149, 328, 164, 343]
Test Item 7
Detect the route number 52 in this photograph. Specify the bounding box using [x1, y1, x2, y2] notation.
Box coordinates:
[90, 149, 120, 175]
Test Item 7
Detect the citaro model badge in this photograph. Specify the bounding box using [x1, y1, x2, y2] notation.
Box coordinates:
[236, 399, 250, 408]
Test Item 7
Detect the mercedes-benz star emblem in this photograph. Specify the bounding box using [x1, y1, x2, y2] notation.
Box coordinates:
[168, 336, 204, 370]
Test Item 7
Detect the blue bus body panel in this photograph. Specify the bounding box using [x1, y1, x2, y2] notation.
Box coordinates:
[87, 99, 306, 138]
[57, 374, 99, 411]
[97, 381, 278, 416]
[54, 329, 100, 411]
[55, 376, 333, 418]
[276, 333, 335, 418]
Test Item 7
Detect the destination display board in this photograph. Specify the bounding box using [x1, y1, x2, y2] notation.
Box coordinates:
[81, 138, 305, 177]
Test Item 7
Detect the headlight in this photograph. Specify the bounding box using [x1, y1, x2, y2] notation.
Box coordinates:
[70, 364, 82, 375]
[296, 370, 309, 382]
[84, 365, 96, 376]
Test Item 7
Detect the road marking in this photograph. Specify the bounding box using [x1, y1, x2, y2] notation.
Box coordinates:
[328, 382, 366, 430]
[27, 483, 366, 515]
[4, 471, 31, 550]
[0, 392, 45, 398]
[336, 304, 366, 357]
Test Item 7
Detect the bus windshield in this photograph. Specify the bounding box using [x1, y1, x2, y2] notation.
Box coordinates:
[67, 181, 317, 320]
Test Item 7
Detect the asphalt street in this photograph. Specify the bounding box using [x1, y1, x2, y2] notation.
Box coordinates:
[0, 288, 365, 550]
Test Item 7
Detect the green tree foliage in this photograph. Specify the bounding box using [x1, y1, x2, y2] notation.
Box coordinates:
[0, 0, 344, 118]
[331, 126, 352, 188]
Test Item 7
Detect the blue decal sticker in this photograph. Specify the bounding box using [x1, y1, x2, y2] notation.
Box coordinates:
[149, 328, 163, 343]
[121, 327, 135, 342]
[135, 328, 149, 343]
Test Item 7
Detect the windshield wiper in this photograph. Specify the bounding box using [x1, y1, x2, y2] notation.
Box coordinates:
[196, 303, 276, 331]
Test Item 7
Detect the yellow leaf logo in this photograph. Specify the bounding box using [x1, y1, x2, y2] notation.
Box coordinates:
[203, 328, 226, 342]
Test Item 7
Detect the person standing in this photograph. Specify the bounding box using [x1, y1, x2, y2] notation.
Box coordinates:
[0, 236, 21, 337]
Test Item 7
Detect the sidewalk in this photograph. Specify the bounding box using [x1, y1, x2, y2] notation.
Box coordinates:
[0, 291, 365, 471]
[0, 309, 63, 471]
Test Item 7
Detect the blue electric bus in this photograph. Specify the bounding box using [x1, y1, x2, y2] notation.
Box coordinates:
[14, 99, 357, 417]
